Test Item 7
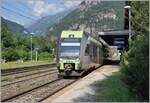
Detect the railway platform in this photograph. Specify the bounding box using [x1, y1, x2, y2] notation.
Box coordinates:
[43, 65, 120, 102]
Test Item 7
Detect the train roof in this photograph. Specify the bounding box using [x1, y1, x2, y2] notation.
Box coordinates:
[60, 30, 110, 48]
[61, 30, 83, 38]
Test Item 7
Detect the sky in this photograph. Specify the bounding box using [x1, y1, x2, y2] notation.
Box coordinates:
[1, 0, 82, 26]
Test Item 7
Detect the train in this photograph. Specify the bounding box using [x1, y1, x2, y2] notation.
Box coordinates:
[56, 30, 111, 77]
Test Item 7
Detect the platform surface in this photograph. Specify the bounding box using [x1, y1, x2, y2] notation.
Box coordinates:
[43, 65, 120, 102]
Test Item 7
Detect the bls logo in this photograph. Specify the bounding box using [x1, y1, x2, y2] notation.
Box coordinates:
[66, 60, 73, 63]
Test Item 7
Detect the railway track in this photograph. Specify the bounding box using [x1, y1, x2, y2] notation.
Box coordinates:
[1, 70, 59, 101]
[2, 78, 77, 102]
[2, 66, 57, 83]
[1, 65, 98, 102]
[1, 70, 58, 87]
[1, 63, 56, 76]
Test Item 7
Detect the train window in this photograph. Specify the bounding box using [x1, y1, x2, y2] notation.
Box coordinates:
[85, 44, 90, 56]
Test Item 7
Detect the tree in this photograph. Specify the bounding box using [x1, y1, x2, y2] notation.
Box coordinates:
[2, 48, 20, 61]
[121, 1, 149, 101]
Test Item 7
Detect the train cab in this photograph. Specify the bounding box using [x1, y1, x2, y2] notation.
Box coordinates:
[56, 30, 105, 77]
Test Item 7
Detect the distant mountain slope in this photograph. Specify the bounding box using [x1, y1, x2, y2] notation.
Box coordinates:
[1, 17, 27, 35]
[27, 10, 71, 35]
[47, 1, 125, 37]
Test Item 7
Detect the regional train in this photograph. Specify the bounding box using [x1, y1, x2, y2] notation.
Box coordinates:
[56, 30, 111, 77]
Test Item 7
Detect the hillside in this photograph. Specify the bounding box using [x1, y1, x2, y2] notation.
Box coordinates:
[1, 17, 27, 35]
[27, 10, 71, 35]
[47, 1, 125, 37]
[1, 16, 55, 62]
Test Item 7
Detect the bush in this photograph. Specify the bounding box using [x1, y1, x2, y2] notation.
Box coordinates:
[2, 48, 20, 61]
[121, 1, 149, 101]
[39, 52, 54, 61]
[95, 73, 140, 102]
[121, 33, 149, 101]
[16, 49, 29, 60]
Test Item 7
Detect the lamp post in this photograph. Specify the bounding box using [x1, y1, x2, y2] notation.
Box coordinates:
[124, 5, 131, 40]
[30, 33, 34, 61]
[52, 48, 55, 58]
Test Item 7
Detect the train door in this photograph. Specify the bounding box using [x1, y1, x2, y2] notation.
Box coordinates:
[93, 45, 97, 63]
[99, 47, 103, 65]
[97, 47, 100, 63]
[81, 34, 91, 70]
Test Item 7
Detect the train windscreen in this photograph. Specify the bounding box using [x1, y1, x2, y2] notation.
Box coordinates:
[60, 38, 81, 58]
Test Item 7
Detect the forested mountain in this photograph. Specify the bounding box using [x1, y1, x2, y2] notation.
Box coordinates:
[27, 10, 71, 35]
[1, 17, 28, 35]
[47, 1, 125, 37]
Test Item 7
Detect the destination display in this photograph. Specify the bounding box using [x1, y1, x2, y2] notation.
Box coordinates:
[61, 38, 81, 42]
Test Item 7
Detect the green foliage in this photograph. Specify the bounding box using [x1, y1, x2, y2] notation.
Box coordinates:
[95, 73, 140, 102]
[2, 48, 20, 61]
[1, 17, 27, 34]
[121, 1, 149, 101]
[121, 34, 149, 101]
[130, 1, 149, 34]
[16, 49, 29, 60]
[39, 52, 54, 61]
[1, 20, 55, 62]
[1, 28, 16, 48]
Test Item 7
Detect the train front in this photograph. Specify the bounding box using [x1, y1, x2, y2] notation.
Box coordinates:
[57, 31, 83, 76]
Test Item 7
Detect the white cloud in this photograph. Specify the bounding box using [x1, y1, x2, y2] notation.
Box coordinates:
[63, 0, 82, 8]
[27, 0, 83, 17]
[28, 1, 64, 17]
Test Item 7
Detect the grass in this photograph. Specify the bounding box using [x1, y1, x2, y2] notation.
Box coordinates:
[1, 76, 15, 81]
[1, 60, 55, 70]
[94, 72, 141, 102]
[1, 68, 53, 81]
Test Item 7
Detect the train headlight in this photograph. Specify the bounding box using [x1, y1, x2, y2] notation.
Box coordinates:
[76, 58, 79, 61]
[76, 58, 80, 62]
[60, 58, 63, 62]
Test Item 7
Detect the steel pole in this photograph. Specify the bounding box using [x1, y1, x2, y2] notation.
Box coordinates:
[129, 8, 131, 39]
[30, 35, 32, 61]
[36, 50, 37, 62]
[124, 5, 131, 47]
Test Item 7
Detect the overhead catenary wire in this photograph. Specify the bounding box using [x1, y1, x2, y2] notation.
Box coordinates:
[1, 6, 37, 21]
[2, 0, 80, 24]
[3, 1, 41, 20]
[2, 1, 82, 34]
[17, 1, 32, 10]
[1, 6, 52, 31]
[2, 0, 57, 26]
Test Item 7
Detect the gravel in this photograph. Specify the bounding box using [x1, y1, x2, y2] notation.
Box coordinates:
[2, 67, 56, 82]
[2, 68, 57, 86]
[2, 63, 56, 76]
[1, 71, 58, 101]
[8, 79, 75, 102]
